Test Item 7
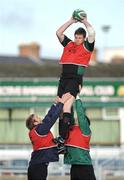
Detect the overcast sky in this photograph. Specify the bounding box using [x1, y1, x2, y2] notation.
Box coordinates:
[0, 0, 124, 60]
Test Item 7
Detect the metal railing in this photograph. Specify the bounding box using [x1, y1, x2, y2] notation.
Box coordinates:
[94, 158, 124, 180]
[0, 146, 124, 180]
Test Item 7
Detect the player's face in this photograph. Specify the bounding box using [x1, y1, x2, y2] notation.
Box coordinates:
[74, 34, 84, 45]
[32, 115, 41, 126]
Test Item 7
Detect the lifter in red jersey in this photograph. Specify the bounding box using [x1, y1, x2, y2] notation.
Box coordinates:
[26, 93, 71, 180]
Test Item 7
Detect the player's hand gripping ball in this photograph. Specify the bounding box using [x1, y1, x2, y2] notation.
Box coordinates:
[72, 9, 87, 21]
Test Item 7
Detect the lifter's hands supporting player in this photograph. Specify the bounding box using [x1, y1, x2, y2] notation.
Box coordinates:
[55, 93, 72, 104]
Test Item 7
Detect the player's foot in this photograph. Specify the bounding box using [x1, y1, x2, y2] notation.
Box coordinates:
[58, 144, 67, 154]
[53, 136, 65, 144]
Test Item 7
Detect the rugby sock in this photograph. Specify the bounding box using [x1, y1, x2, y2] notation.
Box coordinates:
[59, 112, 71, 140]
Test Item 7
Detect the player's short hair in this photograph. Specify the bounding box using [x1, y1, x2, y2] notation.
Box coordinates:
[26, 114, 35, 130]
[74, 27, 86, 38]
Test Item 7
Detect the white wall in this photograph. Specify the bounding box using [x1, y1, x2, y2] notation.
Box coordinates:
[104, 47, 124, 63]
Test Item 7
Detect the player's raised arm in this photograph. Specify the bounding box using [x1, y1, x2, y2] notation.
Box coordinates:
[81, 17, 95, 43]
[56, 17, 77, 43]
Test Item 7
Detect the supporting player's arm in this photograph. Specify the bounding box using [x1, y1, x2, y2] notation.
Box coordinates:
[36, 93, 71, 135]
[75, 96, 91, 135]
[81, 17, 95, 43]
[56, 17, 77, 42]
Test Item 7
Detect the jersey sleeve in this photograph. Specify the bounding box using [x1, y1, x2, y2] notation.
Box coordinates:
[84, 38, 95, 52]
[75, 99, 91, 135]
[61, 35, 72, 47]
[35, 102, 63, 135]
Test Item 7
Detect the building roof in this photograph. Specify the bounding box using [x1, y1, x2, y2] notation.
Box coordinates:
[0, 55, 124, 78]
[0, 55, 38, 64]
